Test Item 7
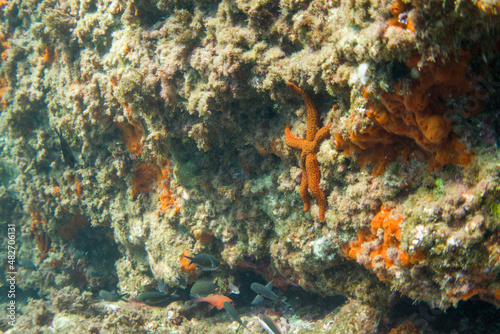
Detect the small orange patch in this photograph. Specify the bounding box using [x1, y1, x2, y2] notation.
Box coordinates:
[132, 162, 162, 197]
[388, 0, 415, 32]
[42, 46, 57, 64]
[53, 185, 60, 198]
[65, 176, 82, 199]
[124, 43, 132, 55]
[30, 211, 51, 262]
[194, 230, 214, 243]
[130, 160, 180, 213]
[75, 182, 82, 198]
[158, 163, 180, 213]
[0, 32, 9, 61]
[115, 119, 144, 157]
[180, 251, 197, 274]
[461, 288, 481, 301]
[478, 1, 500, 15]
[110, 76, 119, 89]
[0, 77, 7, 110]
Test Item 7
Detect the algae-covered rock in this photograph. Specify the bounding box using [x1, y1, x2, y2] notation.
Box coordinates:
[1, 0, 500, 332]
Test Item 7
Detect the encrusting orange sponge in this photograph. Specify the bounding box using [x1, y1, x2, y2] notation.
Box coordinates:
[336, 54, 475, 175]
[180, 251, 197, 274]
[344, 206, 424, 278]
[388, 0, 415, 32]
[477, 0, 500, 15]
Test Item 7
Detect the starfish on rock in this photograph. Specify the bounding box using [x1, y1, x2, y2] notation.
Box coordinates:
[284, 82, 331, 222]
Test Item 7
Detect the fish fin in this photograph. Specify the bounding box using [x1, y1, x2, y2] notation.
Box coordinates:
[193, 297, 215, 310]
[265, 281, 273, 289]
[214, 277, 221, 288]
[258, 316, 274, 334]
[281, 297, 291, 308]
[183, 255, 194, 263]
[236, 323, 250, 332]
[251, 295, 265, 306]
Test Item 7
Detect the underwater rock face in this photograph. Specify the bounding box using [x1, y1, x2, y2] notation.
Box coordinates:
[1, 0, 500, 332]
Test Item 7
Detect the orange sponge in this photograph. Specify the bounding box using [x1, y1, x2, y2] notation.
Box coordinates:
[419, 115, 451, 144]
[344, 206, 424, 273]
[337, 54, 475, 175]
[180, 251, 197, 274]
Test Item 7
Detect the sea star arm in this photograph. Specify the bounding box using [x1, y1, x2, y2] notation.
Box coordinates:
[300, 151, 311, 213]
[305, 154, 326, 222]
[287, 82, 319, 142]
[285, 124, 306, 150]
[313, 122, 332, 147]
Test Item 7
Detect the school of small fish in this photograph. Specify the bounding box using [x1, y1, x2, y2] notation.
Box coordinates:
[99, 252, 287, 333]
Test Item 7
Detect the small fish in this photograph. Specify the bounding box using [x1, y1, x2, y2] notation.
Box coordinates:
[250, 281, 290, 307]
[86, 269, 106, 279]
[72, 250, 86, 259]
[194, 293, 233, 310]
[19, 258, 37, 271]
[54, 127, 76, 168]
[258, 314, 283, 334]
[137, 291, 178, 305]
[99, 290, 128, 302]
[175, 275, 188, 289]
[223, 301, 248, 330]
[158, 279, 166, 293]
[190, 278, 220, 298]
[228, 277, 240, 295]
[182, 253, 220, 271]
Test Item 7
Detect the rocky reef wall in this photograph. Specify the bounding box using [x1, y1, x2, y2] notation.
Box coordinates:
[1, 0, 500, 332]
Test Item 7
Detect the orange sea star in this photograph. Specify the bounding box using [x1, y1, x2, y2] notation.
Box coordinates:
[284, 82, 331, 222]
